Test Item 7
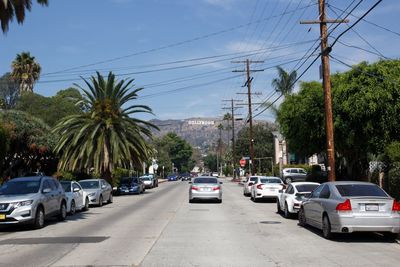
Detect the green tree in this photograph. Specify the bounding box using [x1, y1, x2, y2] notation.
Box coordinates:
[203, 154, 217, 172]
[53, 72, 157, 185]
[0, 72, 19, 109]
[0, 0, 48, 33]
[271, 66, 297, 97]
[11, 52, 41, 94]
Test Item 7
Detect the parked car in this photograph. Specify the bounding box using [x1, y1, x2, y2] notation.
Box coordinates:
[277, 182, 320, 218]
[243, 176, 260, 196]
[79, 179, 113, 207]
[250, 176, 284, 202]
[116, 177, 144, 195]
[181, 173, 191, 181]
[282, 168, 307, 184]
[60, 180, 89, 215]
[189, 176, 222, 203]
[298, 181, 400, 239]
[0, 176, 67, 229]
[167, 174, 178, 181]
[140, 175, 154, 189]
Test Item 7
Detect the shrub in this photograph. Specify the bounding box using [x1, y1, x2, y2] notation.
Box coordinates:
[388, 163, 400, 200]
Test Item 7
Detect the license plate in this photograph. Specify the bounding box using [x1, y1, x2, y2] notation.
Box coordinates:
[201, 188, 211, 192]
[0, 214, 5, 220]
[365, 204, 379, 211]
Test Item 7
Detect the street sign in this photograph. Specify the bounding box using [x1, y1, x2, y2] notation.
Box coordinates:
[239, 159, 246, 167]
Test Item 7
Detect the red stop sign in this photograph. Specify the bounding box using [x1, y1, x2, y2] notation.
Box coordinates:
[239, 159, 246, 167]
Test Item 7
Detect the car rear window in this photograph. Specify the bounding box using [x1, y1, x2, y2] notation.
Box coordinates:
[194, 178, 218, 184]
[261, 178, 282, 184]
[295, 184, 319, 193]
[250, 177, 258, 182]
[335, 184, 388, 197]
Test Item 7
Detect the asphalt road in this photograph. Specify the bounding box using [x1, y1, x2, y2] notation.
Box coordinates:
[0, 179, 399, 267]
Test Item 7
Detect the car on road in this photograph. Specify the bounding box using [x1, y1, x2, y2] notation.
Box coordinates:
[167, 174, 178, 181]
[60, 180, 89, 215]
[116, 177, 145, 195]
[243, 176, 260, 196]
[282, 168, 307, 184]
[140, 175, 155, 189]
[250, 176, 284, 202]
[0, 176, 67, 229]
[180, 173, 191, 181]
[79, 179, 113, 207]
[298, 181, 400, 239]
[277, 182, 320, 218]
[189, 176, 222, 203]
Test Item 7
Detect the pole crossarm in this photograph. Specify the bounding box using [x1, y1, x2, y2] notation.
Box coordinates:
[300, 19, 349, 24]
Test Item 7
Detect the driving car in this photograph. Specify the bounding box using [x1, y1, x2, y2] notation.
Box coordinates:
[277, 182, 320, 218]
[298, 181, 400, 239]
[243, 176, 260, 196]
[0, 176, 67, 229]
[116, 177, 144, 195]
[282, 168, 307, 184]
[167, 174, 178, 181]
[250, 176, 284, 202]
[79, 179, 113, 207]
[60, 180, 89, 215]
[189, 176, 222, 203]
[140, 175, 154, 189]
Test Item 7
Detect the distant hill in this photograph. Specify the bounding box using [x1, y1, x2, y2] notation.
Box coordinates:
[150, 117, 274, 151]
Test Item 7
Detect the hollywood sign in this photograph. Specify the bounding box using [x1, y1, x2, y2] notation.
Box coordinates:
[188, 120, 215, 125]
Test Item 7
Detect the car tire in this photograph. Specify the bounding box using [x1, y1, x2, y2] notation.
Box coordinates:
[285, 177, 293, 184]
[322, 215, 333, 239]
[58, 202, 67, 221]
[83, 197, 89, 211]
[189, 199, 194, 203]
[98, 195, 103, 207]
[298, 208, 306, 226]
[284, 202, 291, 218]
[70, 200, 76, 215]
[33, 206, 45, 229]
[217, 199, 222, 204]
[108, 193, 113, 204]
[277, 200, 282, 213]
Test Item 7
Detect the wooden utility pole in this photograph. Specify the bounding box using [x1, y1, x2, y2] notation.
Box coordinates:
[300, 0, 348, 182]
[222, 99, 242, 179]
[233, 59, 263, 175]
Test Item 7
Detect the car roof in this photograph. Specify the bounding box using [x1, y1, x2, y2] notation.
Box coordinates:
[11, 176, 46, 182]
[291, 182, 320, 185]
[79, 179, 101, 182]
[324, 181, 375, 186]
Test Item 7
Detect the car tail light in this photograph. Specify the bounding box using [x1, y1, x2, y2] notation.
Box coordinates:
[213, 186, 220, 191]
[256, 184, 264, 190]
[392, 200, 400, 212]
[248, 182, 254, 186]
[191, 186, 199, 191]
[336, 199, 352, 211]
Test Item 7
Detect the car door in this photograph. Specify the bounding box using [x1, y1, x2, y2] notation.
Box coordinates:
[280, 184, 291, 210]
[50, 179, 63, 212]
[315, 184, 331, 228]
[283, 185, 294, 210]
[72, 182, 84, 209]
[41, 180, 54, 214]
[305, 184, 324, 226]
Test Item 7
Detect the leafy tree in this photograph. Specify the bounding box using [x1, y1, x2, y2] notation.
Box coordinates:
[0, 72, 19, 109]
[271, 66, 297, 96]
[11, 52, 41, 94]
[0, 125, 9, 177]
[53, 72, 157, 185]
[203, 154, 217, 172]
[16, 88, 84, 126]
[0, 0, 48, 33]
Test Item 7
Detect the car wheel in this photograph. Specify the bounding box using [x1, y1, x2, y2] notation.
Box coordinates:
[33, 206, 45, 229]
[285, 177, 292, 184]
[284, 202, 291, 218]
[322, 215, 333, 239]
[189, 199, 194, 203]
[58, 202, 67, 221]
[108, 193, 113, 204]
[277, 200, 282, 213]
[98, 195, 103, 207]
[70, 200, 76, 215]
[83, 197, 89, 211]
[217, 199, 222, 204]
[298, 208, 306, 226]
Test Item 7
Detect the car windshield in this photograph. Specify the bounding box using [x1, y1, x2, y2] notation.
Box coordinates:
[141, 177, 151, 181]
[0, 180, 40, 195]
[335, 184, 388, 197]
[295, 184, 319, 192]
[60, 182, 71, 192]
[249, 177, 258, 182]
[79, 181, 100, 189]
[261, 178, 281, 184]
[193, 178, 218, 184]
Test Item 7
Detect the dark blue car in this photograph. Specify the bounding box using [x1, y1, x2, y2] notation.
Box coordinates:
[167, 174, 178, 181]
[116, 177, 144, 195]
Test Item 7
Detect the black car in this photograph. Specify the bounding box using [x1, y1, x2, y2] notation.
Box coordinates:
[116, 177, 145, 195]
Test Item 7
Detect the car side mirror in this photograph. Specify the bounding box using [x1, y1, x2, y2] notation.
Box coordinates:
[73, 187, 80, 192]
[42, 188, 51, 193]
[101, 185, 106, 189]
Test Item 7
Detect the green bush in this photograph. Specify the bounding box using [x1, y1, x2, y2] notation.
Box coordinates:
[388, 163, 400, 200]
[306, 165, 328, 184]
[112, 167, 130, 187]
[223, 165, 233, 176]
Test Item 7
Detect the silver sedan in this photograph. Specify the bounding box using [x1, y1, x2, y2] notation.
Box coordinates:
[299, 181, 400, 239]
[189, 177, 222, 203]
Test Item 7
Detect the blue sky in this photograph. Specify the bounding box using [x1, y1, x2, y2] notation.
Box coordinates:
[1, 0, 399, 121]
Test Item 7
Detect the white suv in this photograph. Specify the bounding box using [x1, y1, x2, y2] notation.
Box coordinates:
[282, 168, 307, 184]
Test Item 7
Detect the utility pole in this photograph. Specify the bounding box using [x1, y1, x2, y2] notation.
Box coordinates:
[300, 0, 348, 182]
[222, 99, 242, 179]
[233, 59, 263, 175]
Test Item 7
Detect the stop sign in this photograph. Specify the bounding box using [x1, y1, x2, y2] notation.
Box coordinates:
[239, 159, 246, 167]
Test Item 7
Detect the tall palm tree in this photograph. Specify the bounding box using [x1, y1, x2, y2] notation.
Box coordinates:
[271, 66, 297, 97]
[11, 52, 41, 94]
[0, 0, 48, 33]
[53, 72, 158, 185]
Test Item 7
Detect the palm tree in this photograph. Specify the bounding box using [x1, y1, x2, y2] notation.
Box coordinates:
[271, 66, 297, 96]
[0, 0, 48, 33]
[11, 52, 41, 94]
[53, 72, 158, 185]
